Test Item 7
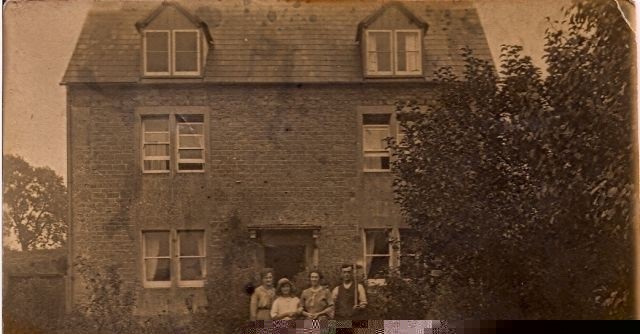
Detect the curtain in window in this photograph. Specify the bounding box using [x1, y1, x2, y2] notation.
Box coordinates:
[174, 31, 199, 72]
[366, 233, 376, 277]
[196, 234, 205, 278]
[367, 33, 378, 71]
[179, 231, 205, 281]
[365, 230, 390, 278]
[145, 237, 160, 281]
[405, 33, 419, 72]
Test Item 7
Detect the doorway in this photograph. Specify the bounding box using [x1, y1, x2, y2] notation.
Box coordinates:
[255, 229, 318, 283]
[264, 245, 306, 281]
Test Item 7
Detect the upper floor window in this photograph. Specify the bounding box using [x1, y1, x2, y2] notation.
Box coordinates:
[141, 113, 205, 173]
[362, 112, 406, 172]
[176, 115, 205, 172]
[363, 114, 391, 171]
[366, 29, 422, 76]
[144, 29, 201, 76]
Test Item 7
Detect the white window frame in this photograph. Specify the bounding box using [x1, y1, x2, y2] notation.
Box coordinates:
[141, 115, 171, 174]
[365, 29, 422, 76]
[366, 30, 394, 76]
[143, 29, 201, 77]
[361, 109, 411, 173]
[362, 228, 392, 285]
[172, 29, 201, 76]
[140, 111, 206, 174]
[362, 123, 392, 172]
[142, 230, 172, 288]
[177, 230, 206, 288]
[362, 228, 418, 284]
[143, 30, 171, 76]
[394, 30, 423, 75]
[141, 229, 206, 289]
[175, 115, 205, 173]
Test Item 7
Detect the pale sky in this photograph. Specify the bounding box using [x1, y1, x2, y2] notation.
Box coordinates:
[2, 0, 572, 182]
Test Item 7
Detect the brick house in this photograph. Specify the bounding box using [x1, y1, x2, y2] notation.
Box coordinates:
[62, 0, 492, 315]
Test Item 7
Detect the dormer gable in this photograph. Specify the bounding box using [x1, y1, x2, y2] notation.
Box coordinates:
[136, 2, 213, 78]
[357, 2, 429, 78]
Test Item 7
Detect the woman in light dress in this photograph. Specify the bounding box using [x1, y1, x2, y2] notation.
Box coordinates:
[300, 270, 334, 320]
[250, 269, 276, 321]
[270, 278, 302, 320]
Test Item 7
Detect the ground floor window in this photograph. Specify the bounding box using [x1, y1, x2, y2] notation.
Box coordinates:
[362, 228, 421, 282]
[142, 229, 206, 288]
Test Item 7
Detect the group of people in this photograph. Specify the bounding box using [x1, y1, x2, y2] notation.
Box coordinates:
[249, 264, 367, 321]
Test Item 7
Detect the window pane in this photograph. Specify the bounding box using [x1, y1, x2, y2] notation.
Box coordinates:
[179, 135, 203, 148]
[397, 32, 420, 73]
[367, 31, 391, 72]
[175, 52, 198, 72]
[144, 160, 170, 171]
[376, 52, 392, 72]
[146, 32, 169, 51]
[144, 231, 170, 257]
[398, 32, 419, 51]
[144, 132, 169, 143]
[367, 256, 389, 279]
[397, 52, 407, 71]
[363, 114, 390, 125]
[175, 32, 198, 51]
[145, 258, 171, 281]
[406, 51, 420, 72]
[177, 123, 204, 135]
[179, 231, 205, 256]
[364, 156, 390, 170]
[144, 144, 169, 157]
[179, 149, 204, 160]
[143, 117, 168, 132]
[180, 258, 204, 280]
[363, 126, 390, 151]
[178, 163, 204, 171]
[177, 114, 204, 123]
[146, 52, 169, 73]
[366, 230, 390, 255]
[370, 32, 391, 52]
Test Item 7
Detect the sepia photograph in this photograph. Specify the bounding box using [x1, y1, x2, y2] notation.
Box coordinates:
[2, 0, 637, 332]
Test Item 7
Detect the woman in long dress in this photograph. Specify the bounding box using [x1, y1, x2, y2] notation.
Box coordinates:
[270, 278, 302, 320]
[300, 270, 334, 320]
[250, 269, 276, 321]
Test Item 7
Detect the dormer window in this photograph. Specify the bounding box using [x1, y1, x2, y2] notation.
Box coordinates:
[144, 29, 201, 76]
[366, 29, 422, 76]
[358, 2, 428, 78]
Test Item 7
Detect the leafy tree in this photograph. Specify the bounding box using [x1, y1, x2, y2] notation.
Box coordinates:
[3, 154, 67, 250]
[390, 0, 634, 319]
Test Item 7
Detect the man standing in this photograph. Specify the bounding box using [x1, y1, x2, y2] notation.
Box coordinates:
[332, 264, 367, 320]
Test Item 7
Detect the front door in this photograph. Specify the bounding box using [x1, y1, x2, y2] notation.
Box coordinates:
[264, 245, 306, 281]
[257, 229, 317, 283]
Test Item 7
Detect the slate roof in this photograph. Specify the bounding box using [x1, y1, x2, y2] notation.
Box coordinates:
[62, 0, 493, 84]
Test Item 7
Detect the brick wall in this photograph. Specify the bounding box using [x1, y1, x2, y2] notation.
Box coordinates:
[3, 249, 68, 327]
[67, 83, 434, 314]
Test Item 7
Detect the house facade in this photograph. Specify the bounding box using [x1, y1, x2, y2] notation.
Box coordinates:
[62, 0, 492, 315]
